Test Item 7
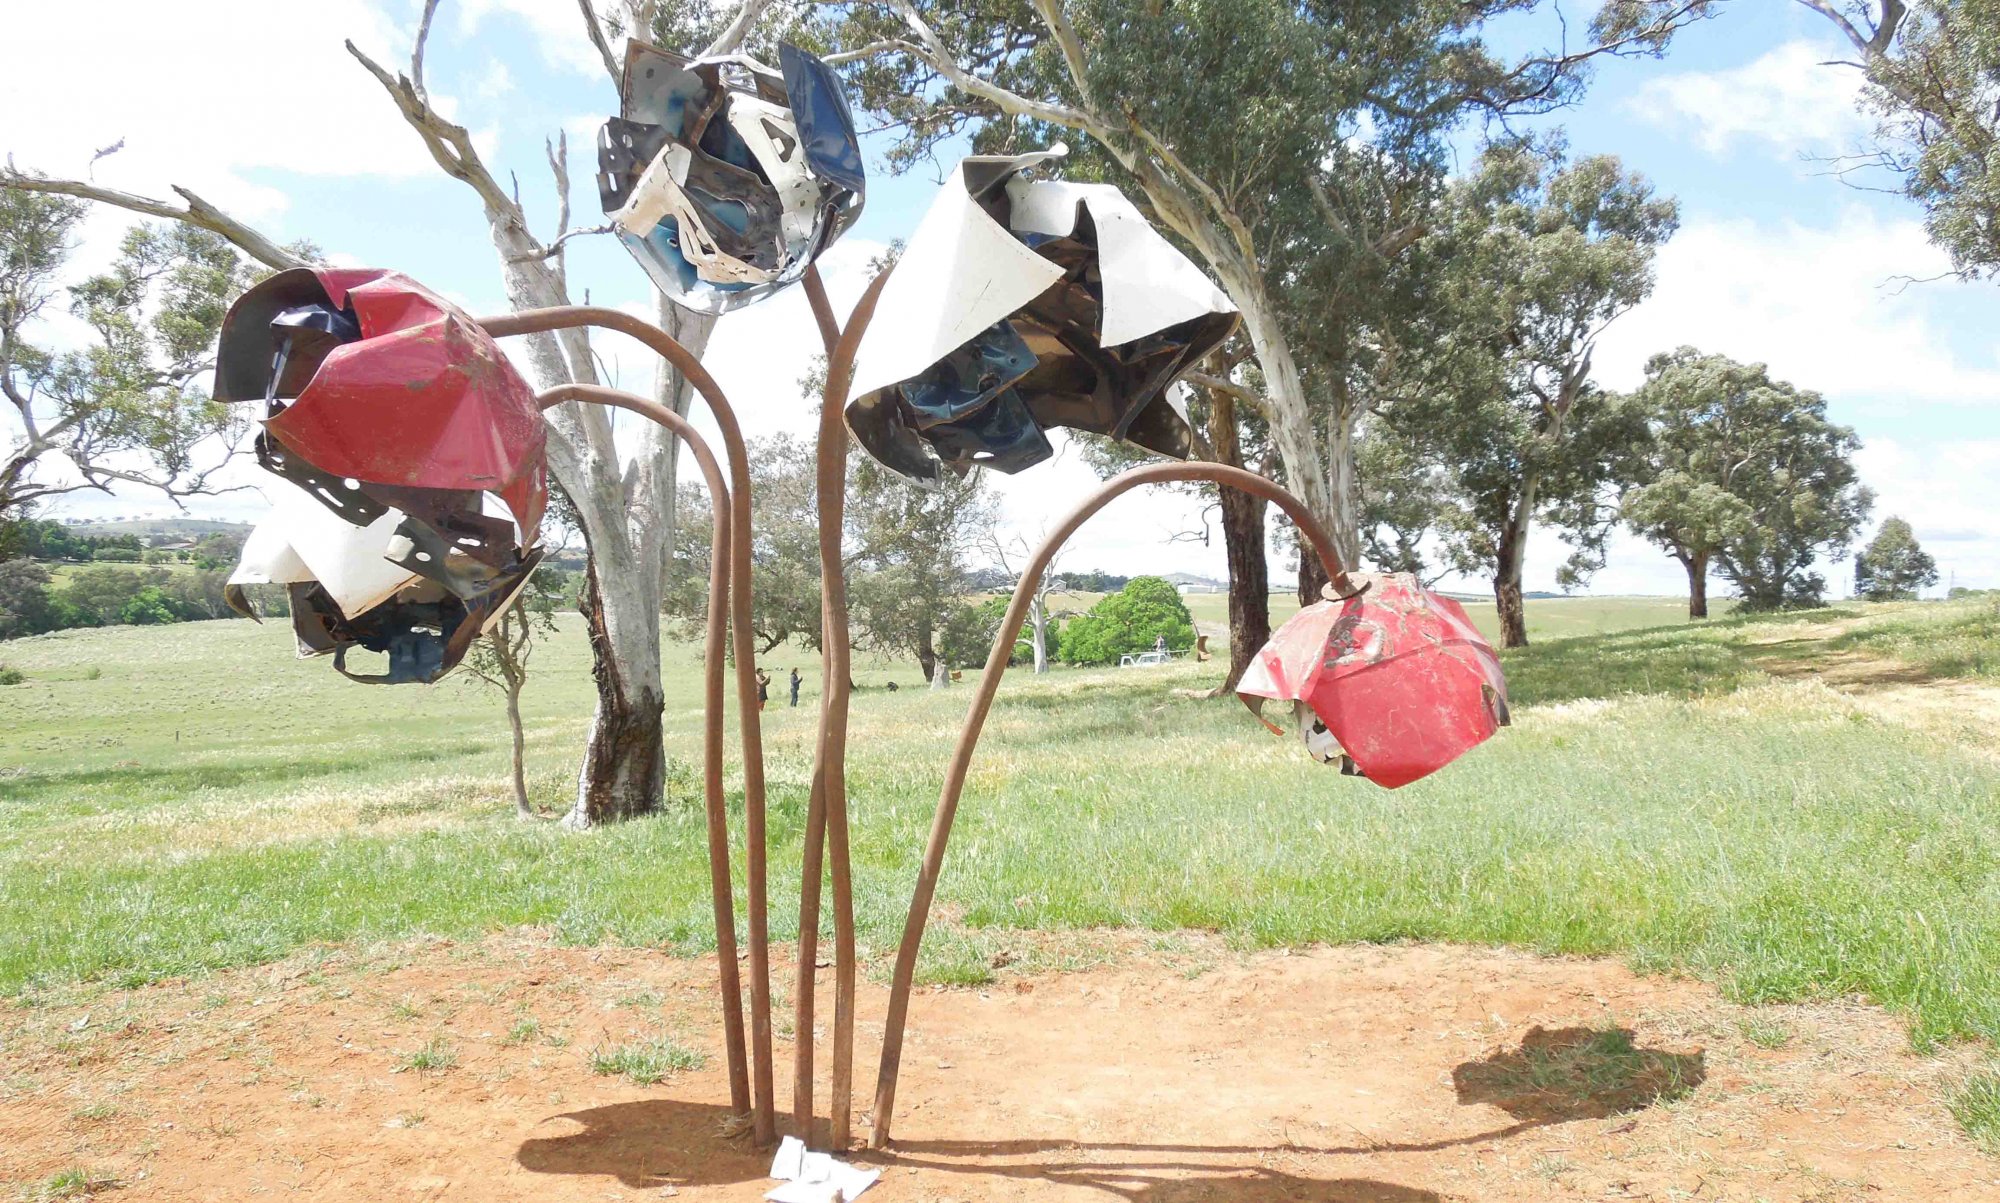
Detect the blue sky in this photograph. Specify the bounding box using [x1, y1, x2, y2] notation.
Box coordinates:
[5, 0, 1997, 599]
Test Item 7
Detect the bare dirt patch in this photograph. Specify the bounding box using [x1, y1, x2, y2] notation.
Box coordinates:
[3, 934, 1994, 1202]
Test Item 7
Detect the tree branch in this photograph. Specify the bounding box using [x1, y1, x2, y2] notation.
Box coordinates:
[701, 0, 779, 56]
[822, 38, 918, 66]
[345, 37, 537, 240]
[887, 0, 1099, 134]
[412, 0, 442, 106]
[1793, 0, 1903, 58]
[1030, 0, 1095, 112]
[578, 0, 623, 84]
[0, 172, 305, 271]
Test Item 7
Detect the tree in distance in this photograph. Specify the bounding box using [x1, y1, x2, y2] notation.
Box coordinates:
[1855, 516, 1939, 602]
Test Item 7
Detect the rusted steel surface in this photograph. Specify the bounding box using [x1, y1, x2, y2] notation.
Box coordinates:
[790, 265, 873, 1144]
[867, 461, 1354, 1149]
[478, 307, 778, 1146]
[534, 383, 748, 1115]
[1238, 574, 1510, 789]
[802, 265, 859, 1148]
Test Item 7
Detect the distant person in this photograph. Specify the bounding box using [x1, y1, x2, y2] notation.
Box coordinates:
[1154, 633, 1166, 654]
[755, 668, 770, 710]
[788, 667, 802, 707]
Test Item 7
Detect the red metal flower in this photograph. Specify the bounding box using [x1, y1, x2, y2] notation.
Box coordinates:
[216, 268, 547, 684]
[1237, 573, 1510, 788]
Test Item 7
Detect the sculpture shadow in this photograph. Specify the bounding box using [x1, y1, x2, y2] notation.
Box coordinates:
[519, 1030, 1697, 1199]
[516, 1099, 769, 1190]
[1451, 1025, 1705, 1123]
[1127, 1172, 1439, 1203]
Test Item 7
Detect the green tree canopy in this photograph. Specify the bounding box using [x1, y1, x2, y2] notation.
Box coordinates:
[1802, 1, 2000, 280]
[1058, 575, 1195, 666]
[806, 0, 1714, 563]
[3, 190, 251, 522]
[1621, 348, 1797, 618]
[1855, 516, 1938, 601]
[1674, 365, 1872, 612]
[1386, 141, 1674, 647]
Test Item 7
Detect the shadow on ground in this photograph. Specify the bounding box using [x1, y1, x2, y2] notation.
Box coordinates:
[518, 1027, 1700, 1200]
[1452, 1025, 1705, 1122]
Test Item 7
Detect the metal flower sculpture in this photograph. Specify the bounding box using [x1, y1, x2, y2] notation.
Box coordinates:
[1237, 573, 1510, 788]
[596, 40, 866, 314]
[216, 268, 547, 684]
[845, 145, 1239, 485]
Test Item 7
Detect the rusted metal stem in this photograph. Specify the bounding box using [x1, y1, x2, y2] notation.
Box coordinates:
[793, 266, 866, 1145]
[534, 381, 748, 1118]
[482, 309, 776, 1145]
[867, 461, 1356, 1148]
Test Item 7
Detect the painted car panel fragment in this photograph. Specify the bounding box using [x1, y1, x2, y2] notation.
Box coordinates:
[215, 267, 546, 684]
[596, 40, 865, 315]
[1238, 573, 1510, 788]
[846, 145, 1238, 485]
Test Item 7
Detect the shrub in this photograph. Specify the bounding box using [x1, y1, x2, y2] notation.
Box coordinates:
[0, 664, 25, 686]
[1056, 575, 1196, 665]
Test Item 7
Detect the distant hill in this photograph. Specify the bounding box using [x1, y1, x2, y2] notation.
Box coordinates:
[65, 518, 252, 542]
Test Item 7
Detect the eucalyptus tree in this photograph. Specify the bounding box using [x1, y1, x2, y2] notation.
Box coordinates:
[1623, 347, 1871, 613]
[1799, 0, 2000, 279]
[807, 0, 1714, 565]
[0, 0, 782, 826]
[2, 190, 251, 522]
[1391, 142, 1674, 647]
[1623, 348, 1784, 617]
[1855, 516, 1937, 601]
[667, 433, 996, 678]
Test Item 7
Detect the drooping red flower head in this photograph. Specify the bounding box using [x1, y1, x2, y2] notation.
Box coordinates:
[215, 268, 547, 684]
[1237, 573, 1510, 788]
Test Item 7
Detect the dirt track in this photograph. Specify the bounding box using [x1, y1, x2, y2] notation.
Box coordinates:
[4, 934, 1995, 1202]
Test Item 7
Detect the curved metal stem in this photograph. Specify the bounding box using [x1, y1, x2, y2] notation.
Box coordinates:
[535, 382, 748, 1119]
[867, 461, 1356, 1148]
[792, 266, 875, 1145]
[484, 310, 776, 1145]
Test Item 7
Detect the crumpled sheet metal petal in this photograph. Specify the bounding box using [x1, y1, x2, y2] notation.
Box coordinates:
[1238, 573, 1510, 789]
[597, 39, 864, 315]
[215, 267, 549, 685]
[265, 269, 547, 541]
[213, 266, 548, 542]
[846, 144, 1238, 485]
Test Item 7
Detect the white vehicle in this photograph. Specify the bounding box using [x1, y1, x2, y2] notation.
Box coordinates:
[1119, 650, 1173, 667]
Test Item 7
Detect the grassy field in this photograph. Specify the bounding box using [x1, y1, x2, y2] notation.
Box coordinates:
[1068, 588, 1721, 645]
[3, 591, 2000, 1073]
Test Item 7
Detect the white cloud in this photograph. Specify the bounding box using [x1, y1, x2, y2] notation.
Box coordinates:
[455, 0, 607, 80]
[0, 1, 453, 220]
[1593, 206, 2000, 404]
[1626, 40, 1868, 161]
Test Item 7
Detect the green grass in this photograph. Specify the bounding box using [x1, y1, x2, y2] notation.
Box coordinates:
[24, 1168, 113, 1201]
[4, 596, 2000, 1071]
[1950, 1070, 2000, 1154]
[1102, 589, 1719, 645]
[396, 1036, 458, 1075]
[587, 1036, 706, 1085]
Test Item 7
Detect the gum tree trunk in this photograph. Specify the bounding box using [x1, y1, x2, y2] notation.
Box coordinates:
[1493, 476, 1537, 649]
[1682, 549, 1709, 619]
[1208, 389, 1269, 693]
